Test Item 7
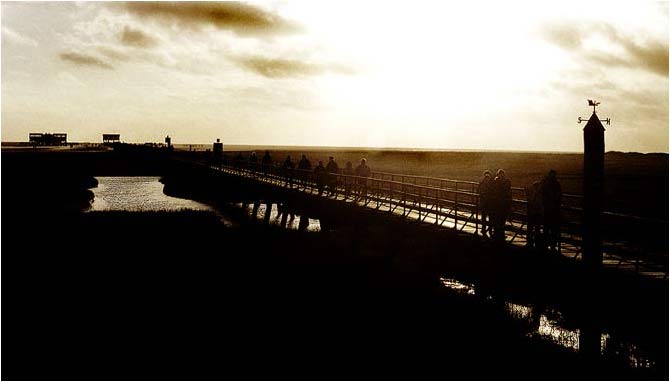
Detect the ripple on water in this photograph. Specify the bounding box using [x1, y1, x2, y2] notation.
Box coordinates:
[90, 176, 214, 212]
[439, 277, 655, 369]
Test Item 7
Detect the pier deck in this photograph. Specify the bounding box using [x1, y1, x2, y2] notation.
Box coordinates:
[202, 160, 668, 279]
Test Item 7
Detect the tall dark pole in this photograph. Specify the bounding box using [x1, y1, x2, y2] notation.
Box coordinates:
[582, 110, 605, 269]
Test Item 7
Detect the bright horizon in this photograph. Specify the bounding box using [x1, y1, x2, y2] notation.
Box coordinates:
[1, 1, 668, 152]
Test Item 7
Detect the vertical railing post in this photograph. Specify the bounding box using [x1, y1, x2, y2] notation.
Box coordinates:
[389, 180, 393, 213]
[402, 182, 406, 216]
[417, 186, 422, 221]
[435, 187, 439, 225]
[475, 192, 480, 235]
[454, 182, 459, 230]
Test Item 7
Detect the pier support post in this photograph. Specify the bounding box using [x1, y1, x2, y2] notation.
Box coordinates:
[298, 215, 309, 232]
[264, 202, 273, 225]
[251, 200, 260, 220]
[583, 112, 605, 270]
[280, 207, 289, 227]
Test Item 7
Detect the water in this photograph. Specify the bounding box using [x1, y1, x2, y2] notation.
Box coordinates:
[90, 177, 215, 212]
[89, 177, 318, 231]
[239, 202, 321, 232]
[86, 176, 659, 372]
[439, 277, 656, 369]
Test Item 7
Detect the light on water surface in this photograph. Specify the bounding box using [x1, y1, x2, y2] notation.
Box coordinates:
[440, 277, 654, 368]
[90, 177, 214, 212]
[242, 202, 321, 232]
[440, 278, 476, 295]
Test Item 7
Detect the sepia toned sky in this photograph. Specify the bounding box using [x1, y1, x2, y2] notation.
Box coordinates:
[1, 1, 668, 152]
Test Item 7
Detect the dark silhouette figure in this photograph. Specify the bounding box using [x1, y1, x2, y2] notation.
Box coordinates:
[492, 169, 511, 242]
[525, 181, 544, 250]
[478, 170, 494, 237]
[283, 155, 295, 187]
[261, 150, 272, 175]
[314, 161, 327, 195]
[234, 152, 244, 169]
[326, 156, 339, 196]
[355, 158, 371, 199]
[343, 161, 354, 198]
[540, 170, 562, 252]
[297, 154, 312, 187]
[249, 152, 258, 173]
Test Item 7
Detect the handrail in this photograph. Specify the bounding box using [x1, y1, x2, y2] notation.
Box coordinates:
[370, 170, 479, 186]
[218, 158, 666, 224]
[207, 157, 667, 277]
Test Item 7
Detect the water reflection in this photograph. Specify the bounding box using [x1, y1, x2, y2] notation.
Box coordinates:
[91, 177, 214, 212]
[89, 177, 237, 227]
[440, 277, 654, 369]
[239, 202, 321, 232]
[440, 278, 476, 295]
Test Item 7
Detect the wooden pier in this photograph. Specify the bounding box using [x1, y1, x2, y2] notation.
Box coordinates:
[203, 159, 668, 279]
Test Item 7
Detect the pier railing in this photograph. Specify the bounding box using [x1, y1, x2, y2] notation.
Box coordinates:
[210, 158, 668, 278]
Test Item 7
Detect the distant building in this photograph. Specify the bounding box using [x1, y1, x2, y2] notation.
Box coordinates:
[29, 133, 67, 146]
[102, 134, 120, 144]
[213, 138, 224, 164]
[213, 138, 223, 155]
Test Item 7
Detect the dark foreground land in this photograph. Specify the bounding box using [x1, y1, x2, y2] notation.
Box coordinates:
[6, 209, 665, 380]
[2, 149, 668, 380]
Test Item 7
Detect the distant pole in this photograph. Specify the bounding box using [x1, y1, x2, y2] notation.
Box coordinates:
[579, 100, 610, 270]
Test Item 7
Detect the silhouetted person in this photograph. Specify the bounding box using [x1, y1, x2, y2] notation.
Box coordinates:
[297, 154, 312, 186]
[314, 161, 327, 195]
[492, 169, 511, 242]
[540, 170, 562, 252]
[249, 152, 258, 173]
[526, 181, 544, 250]
[326, 156, 339, 196]
[234, 152, 244, 169]
[283, 155, 295, 187]
[355, 158, 371, 199]
[478, 170, 494, 237]
[343, 161, 354, 198]
[261, 150, 272, 175]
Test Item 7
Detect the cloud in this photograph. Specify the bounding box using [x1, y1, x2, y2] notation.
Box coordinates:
[120, 25, 158, 48]
[59, 52, 114, 69]
[97, 46, 131, 61]
[541, 23, 582, 50]
[232, 55, 355, 78]
[114, 2, 302, 36]
[612, 37, 668, 77]
[2, 26, 38, 46]
[541, 22, 668, 77]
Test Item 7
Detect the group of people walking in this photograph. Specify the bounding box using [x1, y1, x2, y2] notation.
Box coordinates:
[231, 151, 562, 251]
[477, 169, 512, 241]
[478, 168, 562, 252]
[230, 151, 372, 198]
[525, 170, 562, 252]
[301, 155, 372, 197]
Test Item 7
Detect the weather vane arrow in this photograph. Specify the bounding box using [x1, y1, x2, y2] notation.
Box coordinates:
[578, 99, 611, 125]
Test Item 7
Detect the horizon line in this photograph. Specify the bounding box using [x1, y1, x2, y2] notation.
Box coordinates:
[2, 141, 668, 155]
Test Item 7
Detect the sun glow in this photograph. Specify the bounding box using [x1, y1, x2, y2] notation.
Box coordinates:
[1, 1, 668, 151]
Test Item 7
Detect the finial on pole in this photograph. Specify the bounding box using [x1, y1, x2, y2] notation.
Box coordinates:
[579, 100, 611, 125]
[588, 99, 600, 114]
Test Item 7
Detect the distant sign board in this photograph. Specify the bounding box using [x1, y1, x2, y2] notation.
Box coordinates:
[29, 133, 67, 146]
[102, 134, 120, 143]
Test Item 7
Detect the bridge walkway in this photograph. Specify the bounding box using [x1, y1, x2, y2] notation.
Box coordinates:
[205, 161, 667, 279]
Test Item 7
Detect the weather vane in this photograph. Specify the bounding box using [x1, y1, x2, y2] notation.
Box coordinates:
[578, 99, 611, 125]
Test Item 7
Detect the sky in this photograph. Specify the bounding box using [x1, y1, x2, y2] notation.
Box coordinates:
[1, 1, 668, 152]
